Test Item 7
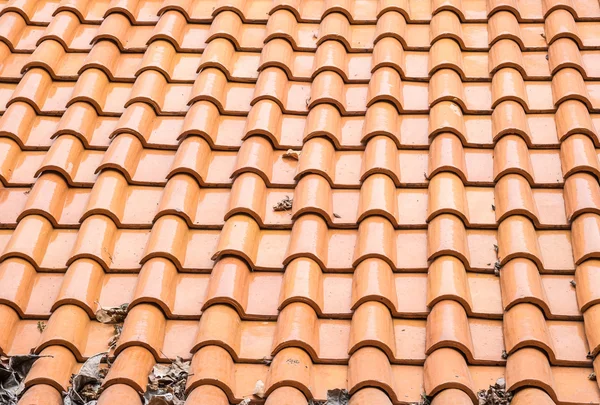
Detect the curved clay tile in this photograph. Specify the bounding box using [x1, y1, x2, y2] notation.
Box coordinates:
[505, 347, 556, 399]
[0, 101, 57, 149]
[503, 303, 555, 359]
[351, 258, 397, 312]
[489, 39, 525, 76]
[190, 68, 253, 114]
[54, 102, 113, 149]
[563, 172, 600, 221]
[430, 11, 465, 48]
[500, 258, 551, 314]
[293, 173, 336, 223]
[431, 0, 466, 21]
[284, 213, 329, 269]
[511, 388, 556, 405]
[487, 11, 523, 48]
[68, 214, 119, 270]
[279, 257, 325, 313]
[52, 258, 105, 317]
[192, 303, 271, 360]
[493, 135, 534, 183]
[103, 0, 161, 25]
[574, 260, 600, 312]
[0, 258, 38, 317]
[188, 345, 268, 400]
[372, 37, 406, 77]
[138, 40, 195, 82]
[9, 68, 72, 115]
[348, 301, 396, 359]
[571, 213, 600, 264]
[491, 67, 529, 110]
[427, 172, 469, 224]
[374, 10, 408, 49]
[357, 173, 398, 225]
[114, 303, 167, 359]
[38, 11, 96, 51]
[423, 347, 476, 402]
[54, 0, 109, 23]
[233, 135, 296, 186]
[425, 300, 474, 362]
[0, 0, 57, 24]
[353, 215, 397, 268]
[348, 347, 401, 401]
[544, 8, 581, 46]
[296, 137, 336, 185]
[428, 101, 467, 142]
[497, 215, 543, 268]
[428, 133, 468, 182]
[426, 256, 473, 313]
[491, 100, 532, 144]
[555, 100, 598, 143]
[366, 67, 402, 112]
[361, 135, 401, 185]
[35, 304, 91, 361]
[427, 214, 470, 267]
[23, 39, 81, 81]
[551, 68, 592, 109]
[559, 134, 600, 179]
[18, 383, 64, 405]
[428, 69, 471, 112]
[204, 255, 280, 318]
[362, 102, 401, 146]
[25, 345, 77, 392]
[184, 385, 230, 405]
[102, 346, 155, 393]
[548, 37, 585, 77]
[584, 303, 600, 356]
[1, 215, 56, 269]
[17, 173, 69, 227]
[494, 173, 540, 224]
[201, 38, 259, 82]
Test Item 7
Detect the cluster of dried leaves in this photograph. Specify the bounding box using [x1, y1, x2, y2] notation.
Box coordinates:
[95, 303, 128, 350]
[273, 196, 293, 211]
[308, 389, 350, 405]
[477, 378, 512, 405]
[143, 357, 190, 405]
[0, 354, 46, 405]
[61, 303, 130, 404]
[63, 353, 108, 405]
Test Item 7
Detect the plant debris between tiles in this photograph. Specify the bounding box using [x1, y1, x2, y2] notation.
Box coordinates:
[0, 355, 47, 405]
[273, 196, 293, 211]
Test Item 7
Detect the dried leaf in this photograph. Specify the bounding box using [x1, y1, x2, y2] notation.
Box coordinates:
[143, 358, 190, 405]
[308, 389, 350, 405]
[282, 149, 300, 160]
[273, 196, 293, 211]
[0, 353, 49, 404]
[253, 380, 265, 398]
[476, 377, 512, 405]
[108, 324, 122, 350]
[95, 303, 128, 324]
[326, 388, 349, 405]
[64, 353, 107, 405]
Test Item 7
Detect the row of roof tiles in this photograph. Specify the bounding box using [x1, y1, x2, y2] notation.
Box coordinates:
[3, 0, 600, 25]
[3, 7, 600, 53]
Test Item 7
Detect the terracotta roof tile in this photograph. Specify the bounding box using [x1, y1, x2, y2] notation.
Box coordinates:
[2, 2, 600, 405]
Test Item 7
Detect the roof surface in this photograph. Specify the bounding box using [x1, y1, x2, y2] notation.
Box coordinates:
[1, 0, 600, 404]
